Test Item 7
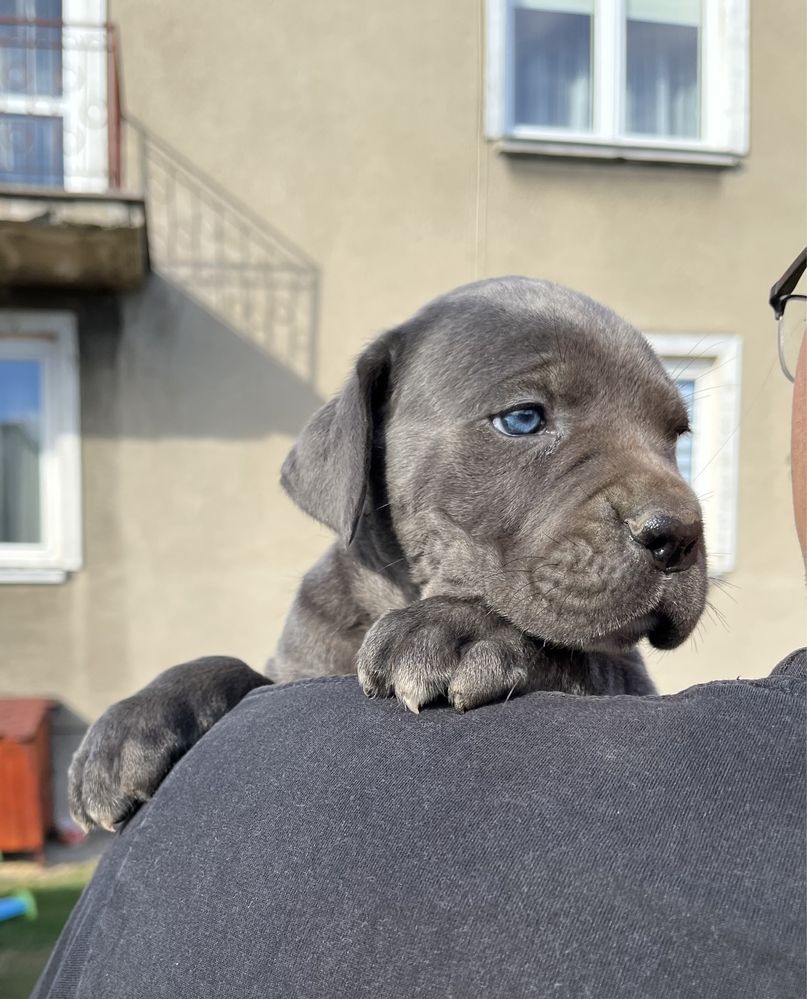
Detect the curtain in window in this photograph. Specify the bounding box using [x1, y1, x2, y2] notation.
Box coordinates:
[0, 359, 42, 543]
[625, 0, 701, 139]
[514, 0, 593, 131]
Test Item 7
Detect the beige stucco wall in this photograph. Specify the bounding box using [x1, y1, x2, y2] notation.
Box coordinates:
[1, 0, 805, 790]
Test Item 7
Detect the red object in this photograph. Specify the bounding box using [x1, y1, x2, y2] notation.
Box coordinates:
[0, 698, 54, 859]
[107, 23, 125, 189]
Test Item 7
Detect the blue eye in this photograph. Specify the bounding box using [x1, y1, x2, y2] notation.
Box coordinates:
[492, 406, 546, 437]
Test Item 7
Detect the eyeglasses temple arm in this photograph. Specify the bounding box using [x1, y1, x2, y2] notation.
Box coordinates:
[770, 247, 807, 318]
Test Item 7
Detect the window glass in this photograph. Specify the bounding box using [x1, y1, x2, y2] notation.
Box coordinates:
[0, 357, 42, 543]
[0, 0, 63, 187]
[0, 0, 62, 99]
[675, 377, 695, 482]
[625, 0, 701, 138]
[513, 0, 593, 131]
[0, 112, 64, 185]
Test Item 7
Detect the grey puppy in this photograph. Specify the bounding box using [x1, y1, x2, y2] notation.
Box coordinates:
[69, 277, 707, 831]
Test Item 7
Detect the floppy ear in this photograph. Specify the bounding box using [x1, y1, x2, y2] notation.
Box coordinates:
[280, 333, 396, 546]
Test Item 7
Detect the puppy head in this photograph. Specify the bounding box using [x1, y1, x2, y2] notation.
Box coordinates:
[282, 277, 707, 653]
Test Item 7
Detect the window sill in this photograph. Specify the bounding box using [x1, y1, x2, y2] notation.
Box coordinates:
[496, 138, 742, 168]
[0, 567, 69, 584]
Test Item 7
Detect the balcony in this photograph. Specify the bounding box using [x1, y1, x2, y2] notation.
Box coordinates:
[0, 18, 146, 291]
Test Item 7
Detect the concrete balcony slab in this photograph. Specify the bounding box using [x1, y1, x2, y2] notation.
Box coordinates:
[0, 191, 148, 292]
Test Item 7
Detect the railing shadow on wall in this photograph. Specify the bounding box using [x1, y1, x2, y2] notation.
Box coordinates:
[124, 116, 319, 388]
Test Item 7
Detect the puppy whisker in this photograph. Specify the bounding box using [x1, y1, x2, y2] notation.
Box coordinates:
[381, 557, 407, 571]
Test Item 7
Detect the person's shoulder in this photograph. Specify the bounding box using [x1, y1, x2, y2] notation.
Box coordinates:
[769, 647, 807, 682]
[249, 647, 807, 714]
[229, 646, 807, 747]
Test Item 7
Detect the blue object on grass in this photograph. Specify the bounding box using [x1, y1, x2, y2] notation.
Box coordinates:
[0, 889, 38, 922]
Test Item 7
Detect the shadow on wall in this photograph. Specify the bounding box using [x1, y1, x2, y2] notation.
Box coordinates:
[127, 117, 320, 391]
[79, 273, 324, 441]
[4, 128, 328, 827]
[74, 119, 327, 440]
[49, 705, 87, 832]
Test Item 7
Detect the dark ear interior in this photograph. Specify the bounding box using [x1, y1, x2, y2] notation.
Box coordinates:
[280, 333, 396, 546]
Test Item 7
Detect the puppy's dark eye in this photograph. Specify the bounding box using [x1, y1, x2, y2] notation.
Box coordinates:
[492, 406, 546, 437]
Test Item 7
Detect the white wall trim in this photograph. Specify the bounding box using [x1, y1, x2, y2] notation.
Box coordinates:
[62, 0, 109, 192]
[497, 139, 741, 166]
[485, 0, 507, 138]
[646, 333, 742, 577]
[0, 310, 83, 583]
[0, 568, 68, 584]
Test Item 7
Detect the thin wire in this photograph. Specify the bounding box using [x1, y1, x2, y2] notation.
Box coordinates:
[474, 0, 489, 280]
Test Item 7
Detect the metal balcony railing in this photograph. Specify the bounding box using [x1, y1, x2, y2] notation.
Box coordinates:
[0, 17, 123, 192]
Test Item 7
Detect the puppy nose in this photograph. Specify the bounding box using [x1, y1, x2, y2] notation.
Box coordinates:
[627, 513, 702, 573]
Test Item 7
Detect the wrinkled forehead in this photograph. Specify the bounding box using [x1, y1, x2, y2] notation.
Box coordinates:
[398, 280, 684, 422]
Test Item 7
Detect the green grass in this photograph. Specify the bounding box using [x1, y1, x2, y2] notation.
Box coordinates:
[0, 862, 95, 999]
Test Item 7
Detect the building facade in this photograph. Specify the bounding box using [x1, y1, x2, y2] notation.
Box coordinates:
[0, 0, 804, 825]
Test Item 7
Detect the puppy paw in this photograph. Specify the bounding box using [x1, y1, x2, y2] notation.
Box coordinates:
[446, 638, 531, 712]
[68, 695, 190, 832]
[68, 657, 267, 831]
[355, 597, 532, 713]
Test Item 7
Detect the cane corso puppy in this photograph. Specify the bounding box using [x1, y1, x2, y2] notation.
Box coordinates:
[69, 277, 707, 830]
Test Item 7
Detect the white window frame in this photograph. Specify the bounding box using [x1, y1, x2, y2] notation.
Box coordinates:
[646, 333, 742, 575]
[486, 0, 750, 165]
[0, 310, 82, 583]
[0, 0, 109, 192]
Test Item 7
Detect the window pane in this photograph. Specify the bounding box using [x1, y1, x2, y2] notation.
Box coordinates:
[514, 2, 593, 131]
[625, 0, 700, 139]
[0, 113, 64, 185]
[675, 378, 695, 482]
[0, 358, 42, 543]
[0, 0, 63, 99]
